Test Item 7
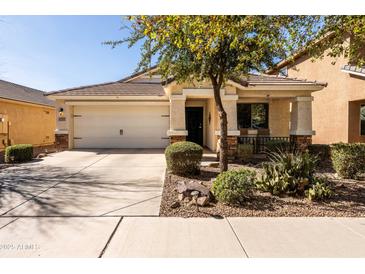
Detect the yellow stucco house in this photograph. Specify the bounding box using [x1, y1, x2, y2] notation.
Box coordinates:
[0, 80, 56, 154]
[268, 37, 365, 144]
[47, 69, 326, 155]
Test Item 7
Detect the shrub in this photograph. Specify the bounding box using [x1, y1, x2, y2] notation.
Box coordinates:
[305, 177, 333, 201]
[165, 141, 203, 175]
[265, 139, 291, 153]
[237, 144, 253, 162]
[256, 150, 318, 195]
[211, 169, 256, 205]
[308, 144, 331, 164]
[5, 144, 33, 163]
[330, 143, 365, 179]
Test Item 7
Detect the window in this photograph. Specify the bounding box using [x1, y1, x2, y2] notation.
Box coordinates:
[360, 105, 365, 135]
[237, 103, 269, 129]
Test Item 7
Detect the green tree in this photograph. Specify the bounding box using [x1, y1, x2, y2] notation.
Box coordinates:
[106, 15, 321, 172]
[307, 16, 365, 66]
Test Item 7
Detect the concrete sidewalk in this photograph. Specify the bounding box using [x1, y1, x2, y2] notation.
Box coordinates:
[0, 217, 364, 258]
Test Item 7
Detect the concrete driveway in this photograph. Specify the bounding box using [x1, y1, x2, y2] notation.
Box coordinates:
[0, 149, 166, 217]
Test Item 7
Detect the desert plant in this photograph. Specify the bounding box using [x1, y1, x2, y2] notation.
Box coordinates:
[237, 143, 253, 162]
[305, 177, 333, 201]
[265, 139, 291, 153]
[330, 143, 365, 179]
[256, 150, 318, 195]
[308, 144, 330, 160]
[165, 141, 203, 175]
[4, 144, 33, 163]
[211, 169, 256, 205]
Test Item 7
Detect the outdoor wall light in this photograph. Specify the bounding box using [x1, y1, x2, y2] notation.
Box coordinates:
[208, 112, 211, 125]
[59, 107, 64, 117]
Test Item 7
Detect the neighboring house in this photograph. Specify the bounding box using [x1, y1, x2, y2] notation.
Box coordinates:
[267, 40, 365, 144]
[0, 80, 56, 151]
[47, 69, 326, 155]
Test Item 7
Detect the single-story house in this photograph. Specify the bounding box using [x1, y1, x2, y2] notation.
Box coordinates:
[267, 37, 365, 144]
[47, 69, 326, 155]
[0, 80, 56, 153]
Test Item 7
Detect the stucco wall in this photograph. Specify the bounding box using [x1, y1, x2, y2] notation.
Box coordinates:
[0, 99, 55, 150]
[349, 100, 365, 143]
[286, 50, 365, 144]
[55, 100, 70, 132]
[269, 98, 291, 137]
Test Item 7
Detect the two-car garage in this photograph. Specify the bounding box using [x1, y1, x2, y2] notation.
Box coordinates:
[72, 105, 170, 149]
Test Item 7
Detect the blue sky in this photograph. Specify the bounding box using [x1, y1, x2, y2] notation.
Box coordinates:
[0, 16, 142, 91]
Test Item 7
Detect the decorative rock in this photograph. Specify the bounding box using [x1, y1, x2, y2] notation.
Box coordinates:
[177, 193, 185, 201]
[176, 181, 188, 194]
[170, 201, 180, 209]
[191, 190, 199, 197]
[176, 180, 211, 196]
[183, 196, 192, 203]
[186, 181, 210, 196]
[197, 196, 209, 206]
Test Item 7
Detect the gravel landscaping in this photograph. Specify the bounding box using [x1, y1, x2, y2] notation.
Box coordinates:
[160, 163, 365, 217]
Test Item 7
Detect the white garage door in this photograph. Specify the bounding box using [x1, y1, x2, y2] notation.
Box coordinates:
[73, 105, 169, 148]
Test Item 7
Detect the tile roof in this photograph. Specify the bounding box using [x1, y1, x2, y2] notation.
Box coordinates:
[230, 74, 327, 87]
[341, 64, 365, 76]
[49, 81, 166, 97]
[0, 80, 55, 107]
[49, 70, 327, 97]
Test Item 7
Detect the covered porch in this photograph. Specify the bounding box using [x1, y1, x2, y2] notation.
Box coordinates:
[165, 75, 325, 156]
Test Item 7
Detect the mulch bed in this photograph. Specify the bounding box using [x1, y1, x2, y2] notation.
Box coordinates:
[159, 163, 365, 217]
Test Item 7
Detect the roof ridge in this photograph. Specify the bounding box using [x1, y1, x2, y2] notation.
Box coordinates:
[0, 79, 45, 93]
[48, 81, 119, 95]
[118, 65, 158, 83]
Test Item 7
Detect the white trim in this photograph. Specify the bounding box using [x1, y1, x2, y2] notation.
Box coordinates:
[65, 101, 169, 106]
[227, 79, 325, 91]
[222, 95, 239, 101]
[55, 129, 68, 134]
[182, 88, 217, 98]
[341, 69, 365, 78]
[215, 130, 240, 136]
[170, 95, 186, 101]
[167, 130, 188, 136]
[48, 95, 168, 100]
[290, 130, 315, 136]
[293, 96, 313, 102]
[180, 88, 238, 101]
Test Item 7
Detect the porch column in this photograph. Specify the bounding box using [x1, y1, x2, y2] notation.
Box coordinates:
[215, 95, 240, 158]
[167, 95, 188, 144]
[290, 96, 315, 150]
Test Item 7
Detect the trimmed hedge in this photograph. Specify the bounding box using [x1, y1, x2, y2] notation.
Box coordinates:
[165, 141, 203, 175]
[211, 169, 256, 205]
[308, 144, 331, 163]
[5, 144, 33, 163]
[330, 143, 365, 179]
[237, 144, 253, 162]
[265, 139, 291, 153]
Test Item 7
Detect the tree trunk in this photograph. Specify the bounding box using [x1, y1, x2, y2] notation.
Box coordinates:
[212, 83, 228, 172]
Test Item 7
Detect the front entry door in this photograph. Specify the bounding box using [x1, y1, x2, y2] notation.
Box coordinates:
[185, 107, 203, 146]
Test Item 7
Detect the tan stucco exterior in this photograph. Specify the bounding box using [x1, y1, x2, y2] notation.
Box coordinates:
[268, 98, 291, 137]
[51, 76, 322, 152]
[283, 50, 365, 144]
[0, 98, 55, 150]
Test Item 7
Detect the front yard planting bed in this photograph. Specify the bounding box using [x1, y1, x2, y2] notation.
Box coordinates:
[160, 164, 365, 217]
